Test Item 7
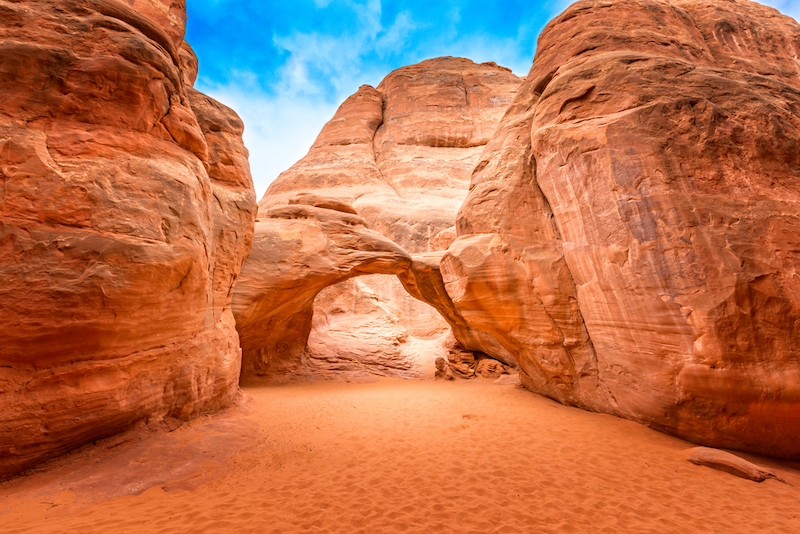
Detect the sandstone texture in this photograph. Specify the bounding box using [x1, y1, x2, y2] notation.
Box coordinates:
[397, 252, 517, 367]
[263, 57, 521, 252]
[236, 58, 521, 380]
[0, 0, 256, 478]
[231, 196, 417, 380]
[442, 0, 800, 458]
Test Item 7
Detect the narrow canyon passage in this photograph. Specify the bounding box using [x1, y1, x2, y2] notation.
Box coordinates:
[2, 379, 798, 534]
[3, 2, 800, 530]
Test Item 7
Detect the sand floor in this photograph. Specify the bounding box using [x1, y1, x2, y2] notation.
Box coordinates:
[1, 378, 799, 533]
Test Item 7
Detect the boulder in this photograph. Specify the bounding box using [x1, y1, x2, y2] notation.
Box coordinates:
[475, 358, 507, 379]
[434, 357, 455, 381]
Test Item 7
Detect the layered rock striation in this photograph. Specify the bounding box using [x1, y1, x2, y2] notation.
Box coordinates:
[442, 0, 800, 458]
[0, 0, 256, 478]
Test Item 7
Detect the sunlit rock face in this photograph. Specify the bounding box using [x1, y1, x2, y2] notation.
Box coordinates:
[0, 0, 257, 478]
[442, 0, 800, 458]
[232, 196, 414, 380]
[263, 57, 522, 252]
[237, 58, 521, 380]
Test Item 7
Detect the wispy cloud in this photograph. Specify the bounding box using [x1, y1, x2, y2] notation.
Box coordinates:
[196, 1, 432, 198]
[189, 0, 580, 198]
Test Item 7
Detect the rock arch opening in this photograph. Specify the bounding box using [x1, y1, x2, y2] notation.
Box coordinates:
[304, 275, 450, 379]
[231, 194, 517, 384]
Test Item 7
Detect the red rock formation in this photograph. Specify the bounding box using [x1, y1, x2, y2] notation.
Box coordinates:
[232, 196, 413, 380]
[0, 0, 256, 478]
[398, 252, 516, 366]
[264, 58, 522, 252]
[443, 0, 800, 458]
[237, 58, 521, 379]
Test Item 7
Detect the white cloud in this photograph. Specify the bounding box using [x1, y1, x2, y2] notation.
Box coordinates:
[197, 1, 423, 199]
[375, 12, 417, 53]
[198, 77, 339, 202]
[196, 0, 569, 198]
[271, 1, 416, 96]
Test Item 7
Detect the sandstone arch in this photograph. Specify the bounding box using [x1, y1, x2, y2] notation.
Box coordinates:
[232, 195, 411, 379]
[233, 57, 523, 381]
[232, 195, 514, 381]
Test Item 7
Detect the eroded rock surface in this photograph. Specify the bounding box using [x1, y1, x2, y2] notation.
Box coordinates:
[398, 252, 516, 366]
[0, 0, 256, 478]
[231, 196, 415, 380]
[442, 0, 800, 458]
[263, 57, 522, 252]
[237, 58, 521, 380]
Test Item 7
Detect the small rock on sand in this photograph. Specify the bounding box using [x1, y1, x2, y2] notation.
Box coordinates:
[493, 374, 522, 386]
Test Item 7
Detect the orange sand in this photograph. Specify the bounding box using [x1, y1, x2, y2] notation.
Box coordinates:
[1, 379, 799, 533]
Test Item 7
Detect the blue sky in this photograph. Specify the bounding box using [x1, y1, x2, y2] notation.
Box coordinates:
[186, 0, 800, 199]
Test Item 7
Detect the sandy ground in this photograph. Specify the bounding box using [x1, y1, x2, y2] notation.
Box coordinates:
[1, 378, 799, 533]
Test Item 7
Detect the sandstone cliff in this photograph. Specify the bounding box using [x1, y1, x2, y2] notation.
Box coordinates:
[236, 58, 520, 379]
[0, 0, 256, 478]
[443, 0, 800, 458]
[263, 57, 521, 252]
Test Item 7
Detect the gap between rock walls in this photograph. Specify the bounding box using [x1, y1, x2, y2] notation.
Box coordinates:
[3, 0, 800, 483]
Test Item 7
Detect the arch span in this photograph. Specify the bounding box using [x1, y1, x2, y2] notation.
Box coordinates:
[232, 194, 514, 382]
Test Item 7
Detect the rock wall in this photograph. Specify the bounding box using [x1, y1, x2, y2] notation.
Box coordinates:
[442, 0, 800, 458]
[263, 57, 521, 252]
[0, 0, 256, 478]
[237, 58, 521, 380]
